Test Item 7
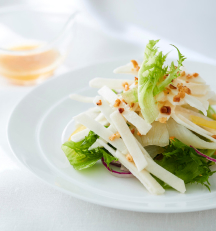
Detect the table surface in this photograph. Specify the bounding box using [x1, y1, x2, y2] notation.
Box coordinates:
[1, 1, 216, 231]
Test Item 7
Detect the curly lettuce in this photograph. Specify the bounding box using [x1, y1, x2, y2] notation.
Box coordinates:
[138, 40, 186, 123]
[62, 131, 117, 170]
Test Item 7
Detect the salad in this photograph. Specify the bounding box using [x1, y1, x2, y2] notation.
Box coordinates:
[62, 40, 216, 195]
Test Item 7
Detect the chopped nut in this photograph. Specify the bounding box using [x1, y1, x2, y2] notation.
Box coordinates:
[135, 77, 138, 81]
[122, 99, 127, 104]
[158, 117, 167, 123]
[182, 86, 191, 95]
[178, 92, 185, 98]
[186, 81, 189, 83]
[109, 134, 116, 141]
[134, 77, 138, 85]
[122, 82, 130, 91]
[118, 108, 124, 113]
[186, 74, 192, 79]
[180, 71, 185, 77]
[131, 128, 135, 134]
[115, 132, 121, 139]
[131, 60, 140, 71]
[126, 154, 134, 162]
[212, 135, 216, 139]
[193, 73, 199, 77]
[160, 106, 171, 115]
[169, 84, 177, 89]
[96, 100, 102, 106]
[129, 102, 135, 108]
[177, 83, 183, 89]
[137, 131, 142, 136]
[114, 99, 121, 107]
[173, 95, 181, 102]
[109, 132, 121, 141]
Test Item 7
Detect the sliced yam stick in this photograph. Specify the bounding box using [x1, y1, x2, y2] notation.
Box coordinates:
[71, 128, 90, 142]
[110, 111, 148, 171]
[122, 109, 152, 135]
[115, 151, 165, 195]
[113, 62, 140, 75]
[89, 78, 134, 89]
[70, 94, 94, 103]
[98, 86, 119, 105]
[172, 114, 216, 142]
[95, 112, 109, 126]
[167, 118, 216, 149]
[93, 96, 116, 125]
[184, 94, 207, 115]
[135, 141, 186, 193]
[74, 113, 128, 154]
[97, 138, 116, 156]
[99, 86, 151, 135]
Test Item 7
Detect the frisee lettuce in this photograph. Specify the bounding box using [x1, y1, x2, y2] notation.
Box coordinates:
[62, 131, 117, 170]
[138, 40, 186, 123]
[154, 138, 216, 191]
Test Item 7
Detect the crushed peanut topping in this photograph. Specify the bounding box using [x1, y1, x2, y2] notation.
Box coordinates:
[160, 106, 171, 115]
[186, 81, 189, 83]
[158, 117, 167, 123]
[118, 108, 124, 114]
[114, 99, 121, 107]
[178, 85, 191, 95]
[212, 135, 216, 139]
[177, 83, 183, 89]
[169, 84, 177, 89]
[137, 131, 142, 136]
[96, 100, 102, 106]
[126, 154, 134, 162]
[109, 132, 121, 141]
[180, 71, 185, 77]
[122, 82, 130, 91]
[164, 88, 171, 95]
[178, 92, 186, 99]
[193, 73, 199, 77]
[129, 102, 135, 108]
[131, 60, 140, 71]
[186, 74, 193, 79]
[131, 128, 135, 134]
[122, 99, 127, 104]
[173, 95, 181, 102]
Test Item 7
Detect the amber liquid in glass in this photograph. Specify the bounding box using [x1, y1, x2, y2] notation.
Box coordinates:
[0, 45, 62, 85]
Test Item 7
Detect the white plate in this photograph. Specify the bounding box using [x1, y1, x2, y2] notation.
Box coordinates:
[7, 59, 216, 213]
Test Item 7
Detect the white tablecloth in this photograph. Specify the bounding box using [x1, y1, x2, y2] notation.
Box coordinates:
[1, 2, 216, 231]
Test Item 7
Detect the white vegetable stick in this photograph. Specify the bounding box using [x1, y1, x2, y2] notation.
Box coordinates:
[97, 138, 116, 156]
[113, 62, 140, 75]
[110, 111, 148, 171]
[122, 109, 152, 135]
[95, 112, 109, 126]
[184, 94, 207, 115]
[172, 114, 216, 142]
[70, 94, 94, 103]
[167, 118, 216, 149]
[115, 151, 165, 195]
[135, 141, 186, 193]
[71, 128, 90, 142]
[93, 96, 116, 125]
[74, 113, 128, 154]
[98, 86, 151, 135]
[89, 78, 134, 89]
[98, 86, 118, 105]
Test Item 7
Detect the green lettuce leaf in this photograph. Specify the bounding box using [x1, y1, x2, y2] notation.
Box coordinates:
[121, 88, 138, 104]
[61, 131, 117, 170]
[138, 40, 186, 123]
[154, 138, 216, 190]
